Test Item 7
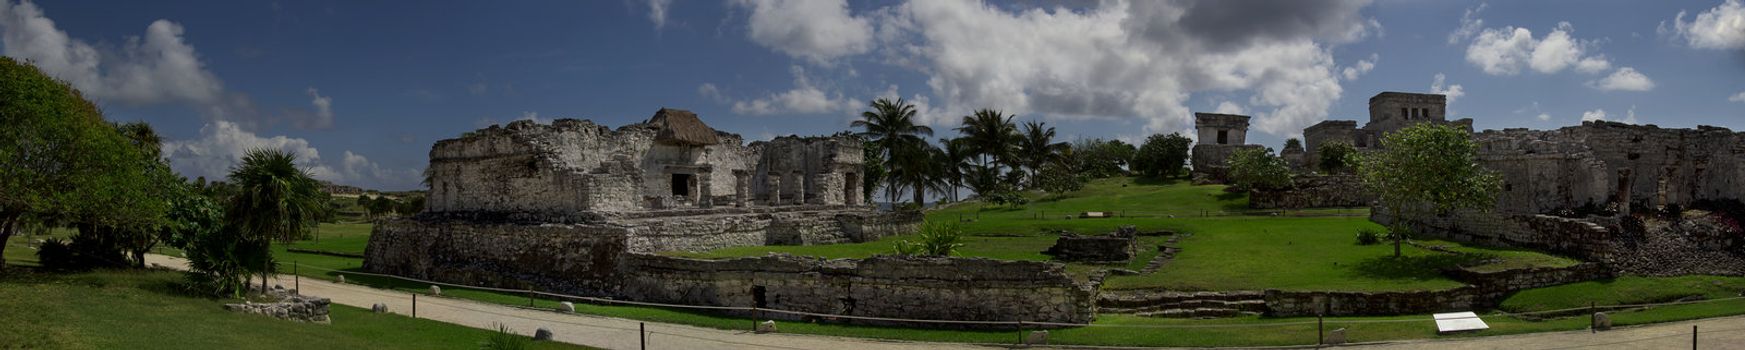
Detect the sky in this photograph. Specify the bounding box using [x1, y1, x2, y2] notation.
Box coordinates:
[2, 0, 1742, 191]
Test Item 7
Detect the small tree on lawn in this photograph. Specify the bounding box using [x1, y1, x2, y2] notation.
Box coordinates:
[1359, 123, 1501, 258]
[1133, 133, 1193, 178]
[226, 148, 325, 292]
[1226, 147, 1293, 192]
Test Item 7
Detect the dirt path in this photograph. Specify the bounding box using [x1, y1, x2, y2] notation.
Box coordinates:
[146, 254, 1744, 350]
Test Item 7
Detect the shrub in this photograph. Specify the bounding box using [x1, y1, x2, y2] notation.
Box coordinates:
[35, 238, 75, 270]
[479, 324, 529, 350]
[1356, 229, 1382, 245]
[893, 221, 964, 257]
[1032, 163, 1086, 194]
[1227, 147, 1293, 191]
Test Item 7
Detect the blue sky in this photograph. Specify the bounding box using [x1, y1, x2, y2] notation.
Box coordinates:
[3, 0, 1742, 190]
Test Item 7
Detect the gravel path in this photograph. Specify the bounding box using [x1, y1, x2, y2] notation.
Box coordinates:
[145, 254, 1745, 350]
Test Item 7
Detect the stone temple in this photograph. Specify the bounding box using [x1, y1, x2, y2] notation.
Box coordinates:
[364, 110, 1094, 325]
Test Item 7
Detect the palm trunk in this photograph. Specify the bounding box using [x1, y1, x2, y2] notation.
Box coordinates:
[0, 211, 17, 270]
[1391, 205, 1403, 258]
[913, 180, 926, 208]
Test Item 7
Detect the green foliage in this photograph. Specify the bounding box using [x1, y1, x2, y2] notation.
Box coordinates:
[1317, 141, 1359, 174]
[892, 221, 964, 256]
[1226, 147, 1293, 191]
[160, 188, 224, 251]
[1018, 121, 1068, 183]
[983, 189, 1030, 208]
[1356, 228, 1382, 245]
[1072, 138, 1136, 178]
[218, 148, 324, 291]
[480, 324, 531, 350]
[1283, 138, 1303, 151]
[1033, 163, 1086, 194]
[1359, 123, 1501, 257]
[1133, 133, 1193, 178]
[860, 140, 886, 202]
[853, 98, 934, 204]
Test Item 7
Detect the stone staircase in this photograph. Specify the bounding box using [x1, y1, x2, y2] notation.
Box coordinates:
[1097, 290, 1267, 318]
[1139, 233, 1188, 274]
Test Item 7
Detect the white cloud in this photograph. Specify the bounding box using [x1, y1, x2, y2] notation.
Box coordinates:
[1669, 0, 1745, 49]
[697, 83, 725, 103]
[1341, 53, 1378, 81]
[730, 0, 874, 65]
[1587, 67, 1656, 91]
[1213, 101, 1247, 115]
[1461, 21, 1610, 76]
[161, 120, 421, 189]
[0, 1, 222, 105]
[646, 0, 673, 30]
[1729, 91, 1745, 102]
[1448, 3, 1488, 44]
[731, 65, 858, 115]
[303, 87, 333, 129]
[1430, 73, 1465, 107]
[858, 0, 1374, 136]
[1580, 107, 1640, 124]
[1537, 113, 1551, 121]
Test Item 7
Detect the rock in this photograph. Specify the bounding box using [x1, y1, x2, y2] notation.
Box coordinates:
[558, 301, 575, 313]
[1593, 312, 1612, 330]
[337, 275, 345, 284]
[372, 303, 388, 313]
[1325, 328, 1347, 345]
[1025, 330, 1049, 345]
[533, 328, 553, 341]
[430, 285, 441, 296]
[756, 320, 778, 333]
[1106, 268, 1140, 276]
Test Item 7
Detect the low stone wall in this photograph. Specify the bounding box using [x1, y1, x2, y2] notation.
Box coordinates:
[1042, 232, 1135, 262]
[1373, 208, 1621, 261]
[1250, 175, 1372, 209]
[364, 218, 632, 295]
[1265, 262, 1611, 316]
[225, 289, 332, 324]
[620, 254, 1094, 325]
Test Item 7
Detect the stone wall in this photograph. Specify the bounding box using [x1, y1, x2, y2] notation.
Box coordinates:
[1472, 122, 1745, 215]
[619, 254, 1095, 325]
[1191, 144, 1264, 184]
[1250, 175, 1372, 209]
[1373, 209, 1621, 261]
[225, 287, 332, 323]
[1265, 263, 1611, 316]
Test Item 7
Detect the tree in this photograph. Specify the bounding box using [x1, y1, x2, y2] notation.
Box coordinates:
[1073, 138, 1136, 178]
[935, 137, 973, 203]
[1284, 138, 1303, 152]
[1033, 162, 1086, 194]
[860, 140, 885, 203]
[1017, 121, 1067, 181]
[1133, 133, 1193, 178]
[226, 148, 325, 292]
[852, 98, 933, 206]
[371, 196, 398, 218]
[0, 57, 157, 270]
[1226, 147, 1293, 192]
[1359, 124, 1501, 257]
[956, 109, 1020, 191]
[1318, 141, 1359, 174]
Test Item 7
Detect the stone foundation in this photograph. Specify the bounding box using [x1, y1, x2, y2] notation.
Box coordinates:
[1265, 263, 1611, 316]
[1250, 175, 1372, 209]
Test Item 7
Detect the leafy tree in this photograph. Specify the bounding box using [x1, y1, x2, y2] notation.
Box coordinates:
[160, 186, 224, 252]
[860, 140, 885, 203]
[1072, 138, 1136, 178]
[1318, 141, 1359, 174]
[1359, 124, 1502, 257]
[401, 196, 426, 215]
[1284, 138, 1304, 152]
[0, 57, 159, 270]
[1017, 121, 1067, 181]
[225, 148, 325, 291]
[1226, 147, 1293, 192]
[1033, 162, 1086, 194]
[371, 196, 398, 218]
[853, 98, 933, 205]
[1133, 133, 1193, 178]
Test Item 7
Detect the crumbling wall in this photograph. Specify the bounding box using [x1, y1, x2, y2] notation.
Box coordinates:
[1250, 175, 1372, 209]
[1266, 263, 1611, 316]
[363, 218, 632, 296]
[619, 254, 1095, 325]
[1374, 209, 1621, 261]
[1190, 144, 1264, 184]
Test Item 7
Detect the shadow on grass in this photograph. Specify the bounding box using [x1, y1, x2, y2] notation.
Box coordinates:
[1132, 177, 1184, 186]
[1349, 253, 1490, 281]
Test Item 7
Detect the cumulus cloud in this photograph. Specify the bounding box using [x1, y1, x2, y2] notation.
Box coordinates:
[1730, 91, 1745, 102]
[1448, 3, 1488, 44]
[1213, 101, 1247, 115]
[303, 88, 334, 129]
[1430, 73, 1465, 107]
[646, 0, 673, 30]
[730, 0, 874, 65]
[1667, 0, 1745, 49]
[1537, 113, 1552, 121]
[856, 0, 1374, 135]
[161, 121, 421, 189]
[0, 0, 325, 130]
[697, 83, 725, 103]
[1341, 53, 1378, 81]
[1588, 67, 1656, 91]
[1461, 21, 1611, 76]
[1579, 107, 1640, 124]
[731, 66, 859, 115]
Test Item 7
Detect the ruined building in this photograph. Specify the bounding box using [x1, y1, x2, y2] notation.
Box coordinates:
[1303, 92, 1473, 169]
[364, 109, 1094, 324]
[1189, 113, 1263, 183]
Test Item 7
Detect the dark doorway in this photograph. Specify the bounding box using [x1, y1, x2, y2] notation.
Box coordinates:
[671, 173, 692, 196]
[752, 286, 768, 308]
[1217, 130, 1229, 145]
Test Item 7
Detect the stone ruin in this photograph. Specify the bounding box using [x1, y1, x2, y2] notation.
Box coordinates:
[364, 109, 1095, 324]
[1043, 226, 1138, 262]
[1190, 113, 1263, 183]
[1379, 121, 1745, 275]
[1303, 92, 1473, 170]
[224, 286, 331, 324]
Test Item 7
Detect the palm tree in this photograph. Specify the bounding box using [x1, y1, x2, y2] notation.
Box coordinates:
[956, 109, 1020, 193]
[1018, 120, 1068, 181]
[936, 137, 973, 203]
[852, 98, 933, 206]
[226, 148, 324, 292]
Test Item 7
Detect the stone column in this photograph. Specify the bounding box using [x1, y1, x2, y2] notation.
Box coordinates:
[698, 170, 713, 208]
[733, 171, 748, 208]
[766, 172, 782, 206]
[792, 170, 807, 205]
[1616, 169, 1632, 216]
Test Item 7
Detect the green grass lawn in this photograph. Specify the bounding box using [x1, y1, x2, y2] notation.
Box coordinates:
[286, 223, 376, 255]
[1499, 275, 1745, 312]
[0, 268, 591, 350]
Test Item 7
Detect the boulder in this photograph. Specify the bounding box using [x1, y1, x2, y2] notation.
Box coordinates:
[1593, 312, 1612, 330]
[533, 328, 553, 341]
[1325, 328, 1347, 345]
[558, 301, 575, 313]
[371, 303, 388, 314]
[430, 285, 442, 296]
[1025, 330, 1049, 345]
[756, 320, 778, 333]
[337, 275, 346, 284]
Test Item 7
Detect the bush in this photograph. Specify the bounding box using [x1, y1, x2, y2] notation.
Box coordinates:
[1226, 147, 1293, 191]
[1033, 163, 1086, 194]
[36, 230, 129, 271]
[35, 238, 75, 270]
[893, 221, 965, 257]
[1356, 229, 1382, 245]
[479, 324, 529, 350]
[1133, 133, 1192, 178]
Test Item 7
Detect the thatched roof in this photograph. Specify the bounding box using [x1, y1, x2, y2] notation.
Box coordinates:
[648, 108, 720, 146]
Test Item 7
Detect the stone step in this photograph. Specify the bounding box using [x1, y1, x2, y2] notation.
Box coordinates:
[1098, 290, 1267, 309]
[1134, 308, 1260, 319]
[1100, 299, 1267, 314]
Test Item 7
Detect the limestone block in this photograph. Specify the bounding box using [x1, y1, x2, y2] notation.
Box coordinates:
[430, 285, 441, 296]
[371, 303, 387, 314]
[1325, 328, 1347, 344]
[1593, 312, 1611, 330]
[558, 301, 575, 313]
[534, 328, 554, 341]
[337, 275, 345, 284]
[756, 320, 778, 333]
[1026, 330, 1049, 345]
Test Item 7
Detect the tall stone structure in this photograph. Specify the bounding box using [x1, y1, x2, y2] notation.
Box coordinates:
[1190, 113, 1264, 183]
[1303, 92, 1474, 171]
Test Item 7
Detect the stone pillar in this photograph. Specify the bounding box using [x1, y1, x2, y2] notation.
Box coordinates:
[698, 170, 713, 208]
[791, 170, 807, 205]
[1616, 169, 1632, 216]
[733, 171, 748, 208]
[766, 172, 782, 206]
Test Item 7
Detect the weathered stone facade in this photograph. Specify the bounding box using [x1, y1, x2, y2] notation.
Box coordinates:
[1042, 230, 1137, 263]
[1302, 92, 1473, 170]
[1264, 263, 1611, 316]
[1250, 175, 1373, 209]
[1190, 113, 1258, 183]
